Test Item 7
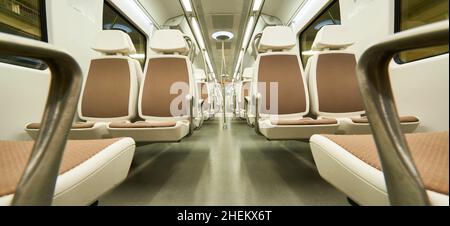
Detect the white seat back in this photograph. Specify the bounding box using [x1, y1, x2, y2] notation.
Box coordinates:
[139, 29, 197, 121]
[78, 30, 141, 122]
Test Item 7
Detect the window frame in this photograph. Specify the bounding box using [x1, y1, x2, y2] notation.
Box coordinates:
[394, 0, 449, 64]
[0, 0, 48, 70]
[298, 0, 341, 68]
[103, 0, 148, 69]
[39, 0, 48, 42]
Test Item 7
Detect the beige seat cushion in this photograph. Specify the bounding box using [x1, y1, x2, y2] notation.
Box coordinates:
[0, 138, 124, 197]
[271, 118, 338, 126]
[109, 121, 177, 129]
[323, 132, 449, 195]
[27, 122, 95, 130]
[351, 116, 420, 124]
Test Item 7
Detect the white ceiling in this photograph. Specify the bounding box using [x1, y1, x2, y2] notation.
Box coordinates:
[138, 0, 183, 26]
[192, 0, 253, 76]
[262, 0, 307, 24]
[137, 0, 307, 77]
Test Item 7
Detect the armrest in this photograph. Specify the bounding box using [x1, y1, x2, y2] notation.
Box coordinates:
[0, 33, 83, 206]
[357, 21, 448, 206]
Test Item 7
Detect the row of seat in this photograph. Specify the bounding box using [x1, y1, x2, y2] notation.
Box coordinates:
[3, 29, 215, 205]
[26, 29, 212, 143]
[238, 25, 420, 140]
[0, 31, 141, 205]
[195, 69, 214, 124]
[2, 29, 213, 206]
[311, 132, 449, 206]
[306, 23, 449, 206]
[237, 25, 448, 205]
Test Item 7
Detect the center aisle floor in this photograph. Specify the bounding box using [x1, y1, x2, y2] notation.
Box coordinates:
[100, 118, 349, 206]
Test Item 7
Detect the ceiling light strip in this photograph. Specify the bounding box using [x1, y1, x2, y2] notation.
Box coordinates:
[181, 0, 193, 12]
[252, 0, 264, 11]
[191, 17, 206, 49]
[233, 0, 266, 77]
[233, 16, 255, 78]
[180, 0, 215, 74]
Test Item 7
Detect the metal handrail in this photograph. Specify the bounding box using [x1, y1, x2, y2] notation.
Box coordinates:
[184, 35, 197, 63]
[252, 33, 263, 59]
[0, 33, 83, 206]
[356, 21, 449, 206]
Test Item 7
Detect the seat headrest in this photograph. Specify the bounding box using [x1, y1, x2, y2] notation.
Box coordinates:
[150, 29, 190, 55]
[92, 30, 136, 55]
[312, 25, 354, 50]
[258, 26, 296, 52]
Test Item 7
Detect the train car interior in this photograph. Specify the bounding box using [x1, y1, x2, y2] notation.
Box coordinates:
[0, 0, 448, 208]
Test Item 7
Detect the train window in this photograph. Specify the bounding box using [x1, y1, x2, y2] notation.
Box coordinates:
[395, 0, 449, 63]
[103, 1, 147, 69]
[299, 1, 341, 67]
[0, 0, 47, 70]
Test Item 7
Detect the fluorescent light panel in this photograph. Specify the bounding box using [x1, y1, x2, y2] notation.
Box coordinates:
[181, 0, 193, 12]
[189, 16, 213, 73]
[234, 16, 255, 76]
[204, 51, 214, 72]
[234, 50, 244, 77]
[252, 0, 263, 11]
[191, 18, 205, 49]
[242, 16, 255, 50]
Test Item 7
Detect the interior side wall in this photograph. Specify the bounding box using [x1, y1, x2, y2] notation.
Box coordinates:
[0, 0, 154, 140]
[290, 0, 449, 132]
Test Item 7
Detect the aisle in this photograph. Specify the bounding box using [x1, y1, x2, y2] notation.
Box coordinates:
[100, 118, 348, 206]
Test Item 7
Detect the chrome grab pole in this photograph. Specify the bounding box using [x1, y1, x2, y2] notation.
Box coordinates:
[254, 93, 261, 135]
[222, 75, 227, 129]
[356, 21, 448, 206]
[252, 33, 262, 59]
[0, 33, 83, 206]
[187, 95, 195, 137]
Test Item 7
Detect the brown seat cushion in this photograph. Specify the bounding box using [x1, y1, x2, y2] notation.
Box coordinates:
[351, 116, 420, 124]
[109, 121, 177, 129]
[141, 58, 190, 117]
[258, 55, 307, 115]
[323, 132, 449, 195]
[315, 53, 364, 114]
[0, 138, 123, 197]
[27, 122, 95, 130]
[271, 118, 338, 126]
[81, 59, 131, 118]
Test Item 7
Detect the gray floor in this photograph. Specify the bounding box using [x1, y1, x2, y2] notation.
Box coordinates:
[99, 118, 349, 206]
